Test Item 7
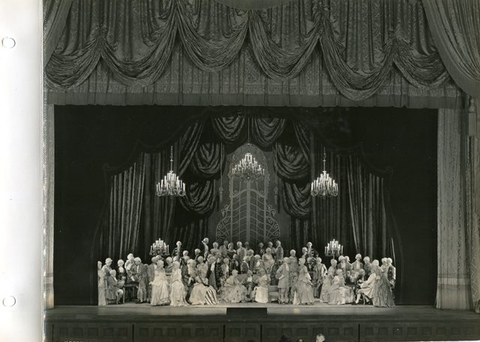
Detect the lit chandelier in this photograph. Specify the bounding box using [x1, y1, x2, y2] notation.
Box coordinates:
[324, 239, 343, 258]
[311, 148, 338, 197]
[156, 146, 186, 197]
[232, 151, 264, 181]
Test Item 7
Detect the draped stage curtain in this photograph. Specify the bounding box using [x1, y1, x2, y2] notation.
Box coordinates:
[422, 0, 480, 99]
[44, 0, 463, 108]
[467, 100, 480, 313]
[436, 109, 472, 310]
[101, 154, 147, 260]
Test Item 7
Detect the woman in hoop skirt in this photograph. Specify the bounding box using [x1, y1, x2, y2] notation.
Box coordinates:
[252, 268, 269, 303]
[170, 261, 189, 306]
[221, 270, 247, 303]
[295, 258, 314, 305]
[189, 268, 218, 305]
[150, 260, 170, 306]
[319, 258, 337, 303]
[372, 262, 395, 307]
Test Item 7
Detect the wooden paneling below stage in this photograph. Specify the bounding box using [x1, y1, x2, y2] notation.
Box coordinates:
[45, 304, 480, 342]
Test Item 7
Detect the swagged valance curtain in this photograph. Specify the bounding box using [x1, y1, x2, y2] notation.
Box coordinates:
[44, 0, 464, 107]
[99, 114, 395, 278]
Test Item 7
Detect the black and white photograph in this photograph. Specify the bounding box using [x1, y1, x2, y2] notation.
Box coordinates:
[1, 0, 480, 341]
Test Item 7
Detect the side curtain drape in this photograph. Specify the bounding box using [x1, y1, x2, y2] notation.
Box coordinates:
[436, 109, 472, 310]
[422, 0, 480, 98]
[311, 140, 392, 261]
[103, 153, 146, 260]
[43, 0, 73, 67]
[467, 100, 480, 313]
[46, 0, 453, 103]
[346, 156, 388, 259]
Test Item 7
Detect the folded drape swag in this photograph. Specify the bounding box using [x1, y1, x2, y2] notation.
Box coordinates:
[45, 0, 451, 101]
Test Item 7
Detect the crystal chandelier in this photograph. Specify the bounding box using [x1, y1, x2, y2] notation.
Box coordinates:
[324, 239, 343, 258]
[232, 151, 264, 181]
[149, 238, 170, 257]
[156, 146, 186, 197]
[311, 148, 338, 197]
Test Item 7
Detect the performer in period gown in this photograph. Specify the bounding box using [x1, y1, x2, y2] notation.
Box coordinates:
[294, 258, 314, 305]
[372, 262, 395, 307]
[226, 242, 236, 259]
[236, 241, 246, 263]
[170, 261, 189, 306]
[328, 269, 353, 305]
[252, 268, 269, 303]
[116, 259, 127, 281]
[355, 260, 378, 304]
[262, 248, 275, 274]
[150, 260, 170, 306]
[386, 257, 396, 297]
[202, 238, 210, 259]
[276, 257, 290, 304]
[97, 261, 107, 306]
[196, 256, 208, 278]
[351, 254, 363, 272]
[221, 270, 247, 303]
[319, 259, 337, 303]
[101, 258, 113, 280]
[189, 269, 218, 305]
[147, 256, 158, 302]
[288, 250, 298, 279]
[106, 270, 123, 304]
[313, 257, 327, 298]
[363, 256, 372, 277]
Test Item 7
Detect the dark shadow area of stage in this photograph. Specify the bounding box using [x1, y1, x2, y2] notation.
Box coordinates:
[45, 305, 480, 342]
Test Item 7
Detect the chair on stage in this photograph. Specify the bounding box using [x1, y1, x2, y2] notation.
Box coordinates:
[123, 282, 138, 303]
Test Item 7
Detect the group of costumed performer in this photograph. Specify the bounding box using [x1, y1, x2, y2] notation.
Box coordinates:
[97, 238, 396, 308]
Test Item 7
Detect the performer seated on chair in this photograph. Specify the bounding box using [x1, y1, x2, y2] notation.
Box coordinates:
[252, 268, 269, 303]
[106, 270, 123, 304]
[220, 269, 247, 303]
[355, 262, 377, 304]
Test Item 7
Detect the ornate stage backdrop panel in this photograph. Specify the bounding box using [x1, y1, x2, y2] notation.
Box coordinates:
[216, 144, 280, 245]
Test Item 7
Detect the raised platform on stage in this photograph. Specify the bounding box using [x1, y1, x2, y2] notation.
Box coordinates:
[45, 303, 480, 342]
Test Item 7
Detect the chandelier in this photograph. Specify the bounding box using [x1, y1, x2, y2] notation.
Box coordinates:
[311, 148, 338, 197]
[156, 146, 186, 197]
[324, 239, 343, 258]
[149, 238, 170, 257]
[231, 151, 264, 180]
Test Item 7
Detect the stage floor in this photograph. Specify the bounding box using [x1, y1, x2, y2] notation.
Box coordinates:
[45, 303, 480, 342]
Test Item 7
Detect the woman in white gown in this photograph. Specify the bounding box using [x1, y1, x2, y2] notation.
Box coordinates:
[328, 269, 353, 305]
[97, 261, 106, 306]
[319, 259, 337, 303]
[221, 270, 247, 303]
[150, 260, 170, 306]
[189, 268, 218, 305]
[170, 261, 189, 306]
[294, 258, 314, 305]
[253, 268, 269, 303]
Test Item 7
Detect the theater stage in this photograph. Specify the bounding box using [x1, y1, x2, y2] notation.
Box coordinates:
[45, 303, 480, 342]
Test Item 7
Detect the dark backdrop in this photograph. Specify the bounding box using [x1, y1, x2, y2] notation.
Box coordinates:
[54, 106, 437, 305]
